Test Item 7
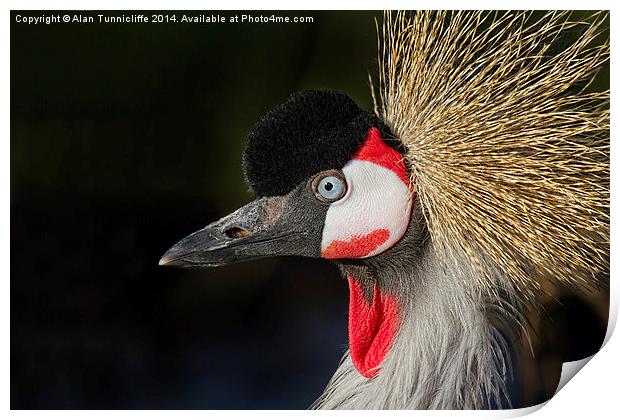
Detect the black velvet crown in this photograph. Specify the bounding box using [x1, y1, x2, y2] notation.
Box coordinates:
[242, 90, 394, 197]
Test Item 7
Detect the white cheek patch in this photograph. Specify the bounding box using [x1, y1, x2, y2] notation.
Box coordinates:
[320, 160, 413, 259]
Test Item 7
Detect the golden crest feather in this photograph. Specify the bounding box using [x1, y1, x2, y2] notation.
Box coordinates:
[375, 11, 609, 300]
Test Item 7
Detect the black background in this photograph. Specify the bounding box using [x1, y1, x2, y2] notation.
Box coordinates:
[11, 10, 381, 409]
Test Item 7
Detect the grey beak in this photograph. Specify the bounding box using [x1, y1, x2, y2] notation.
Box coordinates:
[159, 195, 320, 268]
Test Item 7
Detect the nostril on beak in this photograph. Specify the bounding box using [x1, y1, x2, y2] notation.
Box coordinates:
[224, 226, 252, 239]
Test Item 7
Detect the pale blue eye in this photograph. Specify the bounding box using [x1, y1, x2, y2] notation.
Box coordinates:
[316, 175, 346, 202]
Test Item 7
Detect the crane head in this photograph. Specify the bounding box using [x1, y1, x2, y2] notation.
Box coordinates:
[160, 90, 413, 267]
[160, 90, 416, 378]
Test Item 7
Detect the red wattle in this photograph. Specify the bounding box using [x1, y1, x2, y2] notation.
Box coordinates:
[353, 128, 411, 186]
[347, 274, 400, 378]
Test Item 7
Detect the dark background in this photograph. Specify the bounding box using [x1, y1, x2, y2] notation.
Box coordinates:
[11, 10, 609, 409]
[11, 10, 379, 409]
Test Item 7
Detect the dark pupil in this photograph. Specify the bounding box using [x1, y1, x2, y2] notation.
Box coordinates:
[324, 182, 333, 191]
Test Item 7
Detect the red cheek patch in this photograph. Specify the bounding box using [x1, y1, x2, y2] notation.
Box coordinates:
[321, 229, 389, 259]
[353, 128, 410, 186]
[348, 275, 400, 378]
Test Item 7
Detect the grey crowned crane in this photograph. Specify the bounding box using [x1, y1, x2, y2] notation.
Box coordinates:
[160, 11, 609, 409]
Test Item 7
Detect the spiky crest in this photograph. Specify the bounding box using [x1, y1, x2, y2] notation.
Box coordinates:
[375, 11, 609, 301]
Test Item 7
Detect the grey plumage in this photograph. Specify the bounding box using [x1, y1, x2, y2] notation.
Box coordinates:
[313, 202, 519, 409]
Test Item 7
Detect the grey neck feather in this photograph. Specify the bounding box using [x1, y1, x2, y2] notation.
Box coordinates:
[312, 208, 519, 409]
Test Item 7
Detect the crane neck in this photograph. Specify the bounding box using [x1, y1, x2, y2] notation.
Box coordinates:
[314, 212, 518, 409]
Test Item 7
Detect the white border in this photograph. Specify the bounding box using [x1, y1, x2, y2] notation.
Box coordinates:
[4, 1, 617, 419]
[0, 1, 617, 10]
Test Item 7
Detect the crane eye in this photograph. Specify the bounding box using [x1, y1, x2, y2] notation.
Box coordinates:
[312, 171, 347, 203]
